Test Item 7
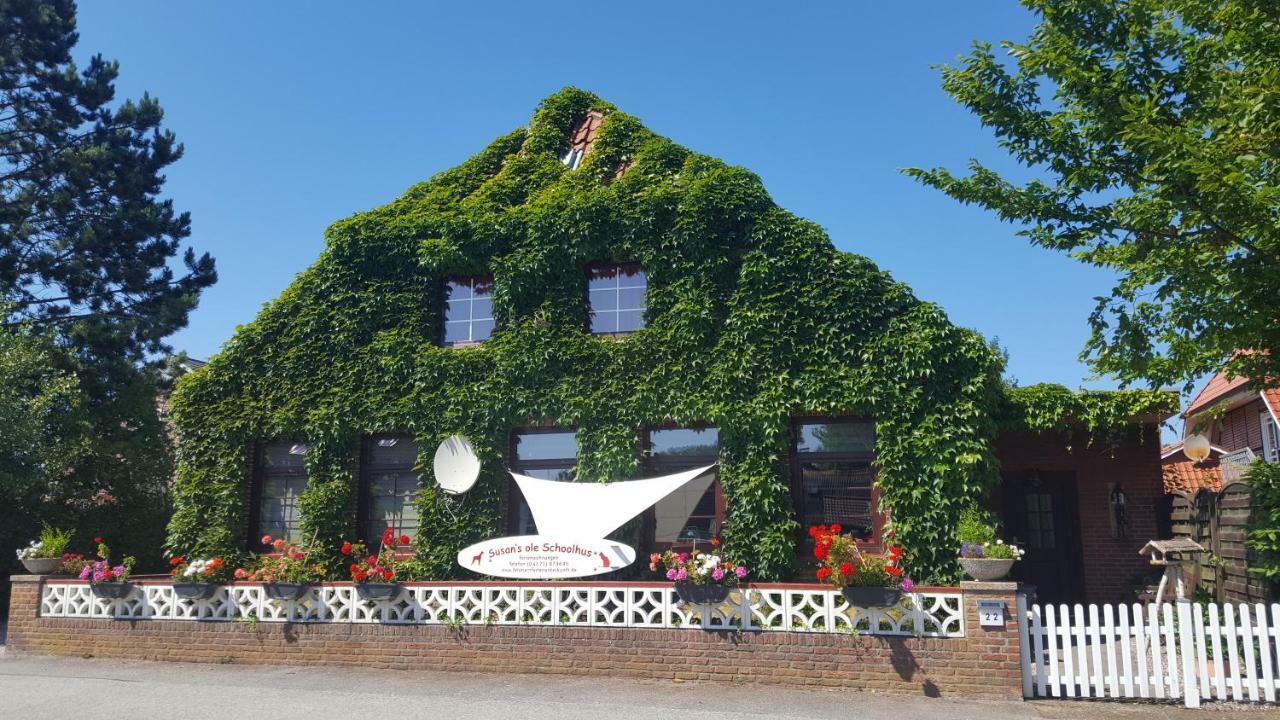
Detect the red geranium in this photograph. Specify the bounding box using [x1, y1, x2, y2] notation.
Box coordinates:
[816, 567, 832, 581]
[398, 534, 410, 546]
[839, 562, 855, 577]
[341, 541, 352, 555]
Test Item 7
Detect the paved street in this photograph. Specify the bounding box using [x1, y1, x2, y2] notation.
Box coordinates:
[0, 653, 1277, 719]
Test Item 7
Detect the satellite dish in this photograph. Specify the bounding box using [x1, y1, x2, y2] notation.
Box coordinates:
[434, 435, 480, 495]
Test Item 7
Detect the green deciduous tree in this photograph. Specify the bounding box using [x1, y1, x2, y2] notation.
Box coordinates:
[907, 0, 1279, 390]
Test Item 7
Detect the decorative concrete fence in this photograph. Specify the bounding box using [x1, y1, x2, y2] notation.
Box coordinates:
[8, 577, 1023, 698]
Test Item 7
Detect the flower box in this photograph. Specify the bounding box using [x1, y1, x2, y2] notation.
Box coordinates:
[20, 557, 63, 575]
[841, 586, 902, 608]
[262, 582, 311, 601]
[959, 557, 1015, 582]
[89, 582, 134, 599]
[673, 583, 731, 605]
[355, 582, 403, 601]
[172, 582, 218, 600]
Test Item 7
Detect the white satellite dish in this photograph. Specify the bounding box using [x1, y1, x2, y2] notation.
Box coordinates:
[434, 435, 480, 495]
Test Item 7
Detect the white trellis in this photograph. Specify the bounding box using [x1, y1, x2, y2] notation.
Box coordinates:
[38, 582, 964, 637]
[1018, 598, 1280, 707]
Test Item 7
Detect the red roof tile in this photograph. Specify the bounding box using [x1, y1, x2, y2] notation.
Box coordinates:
[1184, 369, 1252, 417]
[1264, 388, 1280, 420]
[1162, 454, 1222, 494]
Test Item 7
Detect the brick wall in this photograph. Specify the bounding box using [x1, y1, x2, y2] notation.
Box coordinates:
[6, 577, 1025, 699]
[997, 425, 1163, 603]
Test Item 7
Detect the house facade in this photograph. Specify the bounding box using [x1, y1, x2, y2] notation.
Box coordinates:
[167, 89, 1171, 599]
[1162, 370, 1280, 494]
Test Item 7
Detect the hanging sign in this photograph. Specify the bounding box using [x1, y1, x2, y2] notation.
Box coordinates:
[456, 535, 636, 580]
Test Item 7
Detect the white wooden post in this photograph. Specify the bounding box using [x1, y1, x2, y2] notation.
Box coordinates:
[1177, 598, 1201, 708]
[1016, 591, 1033, 698]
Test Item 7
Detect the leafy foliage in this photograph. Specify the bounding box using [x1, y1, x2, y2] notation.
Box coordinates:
[168, 88, 1157, 583]
[1246, 460, 1280, 584]
[907, 0, 1280, 391]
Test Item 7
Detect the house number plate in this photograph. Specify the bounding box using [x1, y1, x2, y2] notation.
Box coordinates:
[977, 600, 1005, 627]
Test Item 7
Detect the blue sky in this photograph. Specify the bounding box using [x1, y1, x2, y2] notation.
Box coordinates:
[76, 2, 1134, 393]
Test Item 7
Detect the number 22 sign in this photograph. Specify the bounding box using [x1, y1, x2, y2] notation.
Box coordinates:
[977, 600, 1005, 627]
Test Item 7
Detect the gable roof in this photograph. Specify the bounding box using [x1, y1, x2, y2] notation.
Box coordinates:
[1183, 368, 1252, 418]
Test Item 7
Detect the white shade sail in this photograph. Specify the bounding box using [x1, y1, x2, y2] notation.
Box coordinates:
[510, 464, 717, 539]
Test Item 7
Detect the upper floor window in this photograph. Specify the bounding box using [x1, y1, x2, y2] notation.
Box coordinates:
[589, 263, 646, 334]
[509, 429, 578, 535]
[254, 441, 310, 545]
[646, 427, 721, 548]
[1263, 412, 1279, 464]
[360, 435, 422, 545]
[792, 420, 878, 544]
[443, 277, 494, 345]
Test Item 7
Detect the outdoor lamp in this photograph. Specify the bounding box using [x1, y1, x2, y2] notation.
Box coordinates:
[1184, 434, 1211, 463]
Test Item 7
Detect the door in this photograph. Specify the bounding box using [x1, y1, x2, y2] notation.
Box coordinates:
[1002, 471, 1085, 604]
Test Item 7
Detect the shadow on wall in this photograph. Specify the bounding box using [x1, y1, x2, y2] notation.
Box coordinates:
[888, 637, 939, 698]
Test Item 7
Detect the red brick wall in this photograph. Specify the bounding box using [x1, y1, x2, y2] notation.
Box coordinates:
[996, 425, 1163, 603]
[6, 577, 1024, 699]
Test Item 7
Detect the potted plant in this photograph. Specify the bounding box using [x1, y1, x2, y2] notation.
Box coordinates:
[79, 537, 136, 599]
[15, 526, 74, 575]
[341, 528, 412, 600]
[169, 555, 233, 599]
[810, 524, 914, 607]
[651, 538, 748, 605]
[956, 507, 1025, 581]
[238, 534, 325, 600]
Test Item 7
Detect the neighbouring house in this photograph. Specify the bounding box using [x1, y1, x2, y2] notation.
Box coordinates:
[1162, 368, 1280, 494]
[165, 88, 1173, 603]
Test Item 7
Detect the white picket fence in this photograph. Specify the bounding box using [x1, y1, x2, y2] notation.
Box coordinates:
[1018, 596, 1280, 707]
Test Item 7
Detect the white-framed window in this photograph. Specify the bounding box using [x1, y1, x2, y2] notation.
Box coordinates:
[1263, 411, 1280, 464]
[443, 276, 495, 345]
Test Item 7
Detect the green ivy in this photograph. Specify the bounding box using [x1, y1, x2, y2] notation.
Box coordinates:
[166, 88, 1167, 583]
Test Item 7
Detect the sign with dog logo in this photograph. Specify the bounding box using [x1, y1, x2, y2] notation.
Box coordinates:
[456, 536, 636, 580]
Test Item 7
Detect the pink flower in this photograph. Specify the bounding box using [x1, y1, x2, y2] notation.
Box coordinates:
[273, 538, 285, 551]
[675, 569, 688, 581]
[665, 569, 677, 581]
[112, 566, 125, 578]
[676, 552, 689, 564]
[79, 566, 91, 580]
[901, 578, 915, 593]
[712, 568, 725, 581]
[261, 534, 272, 545]
[648, 563, 657, 571]
[292, 552, 304, 560]
[234, 568, 247, 580]
[734, 566, 747, 579]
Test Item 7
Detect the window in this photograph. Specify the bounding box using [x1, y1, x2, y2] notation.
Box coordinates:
[589, 264, 646, 334]
[1263, 411, 1279, 464]
[254, 442, 310, 544]
[509, 429, 578, 534]
[645, 427, 721, 548]
[443, 277, 494, 345]
[360, 435, 421, 544]
[792, 420, 878, 543]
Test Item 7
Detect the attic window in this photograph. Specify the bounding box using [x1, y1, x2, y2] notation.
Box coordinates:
[561, 110, 605, 170]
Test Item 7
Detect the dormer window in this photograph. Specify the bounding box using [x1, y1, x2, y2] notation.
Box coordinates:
[561, 110, 604, 170]
[443, 276, 494, 345]
[589, 263, 646, 334]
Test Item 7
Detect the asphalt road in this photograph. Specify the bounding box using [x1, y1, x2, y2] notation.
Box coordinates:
[0, 653, 1276, 719]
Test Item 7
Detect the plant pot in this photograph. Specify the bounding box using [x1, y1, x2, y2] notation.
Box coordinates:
[89, 582, 134, 599]
[172, 582, 218, 600]
[20, 557, 64, 575]
[355, 582, 403, 601]
[959, 557, 1015, 582]
[841, 586, 903, 607]
[673, 583, 731, 605]
[262, 582, 311, 601]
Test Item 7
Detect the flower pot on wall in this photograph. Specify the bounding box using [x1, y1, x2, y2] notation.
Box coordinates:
[172, 582, 218, 600]
[89, 582, 134, 599]
[355, 583, 402, 601]
[841, 586, 902, 608]
[959, 557, 1015, 582]
[673, 584, 731, 605]
[262, 583, 311, 601]
[20, 557, 63, 575]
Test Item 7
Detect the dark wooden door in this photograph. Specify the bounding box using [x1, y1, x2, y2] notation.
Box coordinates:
[1002, 471, 1085, 604]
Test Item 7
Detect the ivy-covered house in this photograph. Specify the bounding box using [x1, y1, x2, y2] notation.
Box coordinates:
[167, 88, 1174, 601]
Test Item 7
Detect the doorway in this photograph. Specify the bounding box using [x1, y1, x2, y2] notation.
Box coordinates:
[1001, 471, 1086, 604]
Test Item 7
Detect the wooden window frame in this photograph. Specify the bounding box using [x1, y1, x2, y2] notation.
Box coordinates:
[506, 426, 579, 535]
[586, 262, 646, 336]
[356, 433, 421, 549]
[247, 440, 309, 551]
[789, 417, 884, 552]
[640, 423, 723, 553]
[441, 275, 495, 347]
